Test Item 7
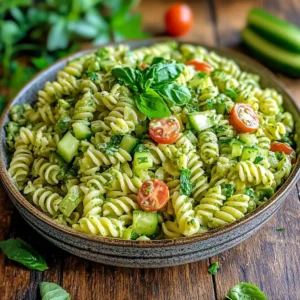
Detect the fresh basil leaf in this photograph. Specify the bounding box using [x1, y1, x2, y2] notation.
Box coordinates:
[144, 62, 184, 85]
[245, 187, 255, 198]
[135, 89, 171, 119]
[151, 57, 164, 65]
[224, 88, 237, 100]
[98, 135, 122, 155]
[254, 155, 263, 164]
[0, 238, 48, 271]
[226, 282, 267, 300]
[111, 67, 139, 91]
[157, 83, 191, 105]
[180, 169, 195, 196]
[40, 282, 70, 300]
[208, 261, 220, 275]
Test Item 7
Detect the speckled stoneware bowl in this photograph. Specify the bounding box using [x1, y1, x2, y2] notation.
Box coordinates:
[0, 39, 299, 268]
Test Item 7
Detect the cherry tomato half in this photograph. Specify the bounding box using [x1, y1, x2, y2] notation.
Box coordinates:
[270, 142, 294, 155]
[138, 180, 169, 212]
[149, 116, 180, 144]
[230, 104, 259, 133]
[185, 60, 212, 74]
[165, 3, 193, 36]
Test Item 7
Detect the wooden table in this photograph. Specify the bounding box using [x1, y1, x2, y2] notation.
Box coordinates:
[1, 0, 300, 299]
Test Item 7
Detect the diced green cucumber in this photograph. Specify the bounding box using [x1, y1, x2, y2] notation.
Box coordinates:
[242, 28, 300, 77]
[247, 8, 300, 53]
[49, 152, 68, 169]
[189, 74, 213, 89]
[241, 146, 258, 162]
[188, 111, 216, 132]
[238, 133, 258, 146]
[215, 102, 227, 114]
[72, 123, 92, 140]
[132, 210, 158, 237]
[59, 185, 82, 217]
[184, 130, 198, 145]
[120, 135, 139, 154]
[122, 227, 133, 240]
[232, 143, 244, 157]
[57, 132, 79, 163]
[133, 152, 153, 170]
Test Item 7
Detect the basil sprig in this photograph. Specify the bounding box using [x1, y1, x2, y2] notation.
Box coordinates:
[0, 238, 48, 271]
[226, 282, 267, 300]
[111, 60, 191, 118]
[40, 282, 70, 300]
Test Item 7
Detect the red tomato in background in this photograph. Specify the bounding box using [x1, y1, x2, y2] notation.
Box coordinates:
[270, 142, 294, 155]
[185, 60, 212, 74]
[138, 180, 169, 212]
[165, 3, 193, 36]
[149, 116, 180, 144]
[230, 104, 259, 133]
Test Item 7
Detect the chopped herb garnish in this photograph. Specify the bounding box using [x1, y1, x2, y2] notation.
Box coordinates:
[221, 184, 234, 198]
[245, 187, 255, 198]
[180, 169, 195, 197]
[224, 88, 238, 100]
[254, 155, 263, 164]
[98, 135, 122, 155]
[86, 72, 98, 81]
[276, 227, 285, 231]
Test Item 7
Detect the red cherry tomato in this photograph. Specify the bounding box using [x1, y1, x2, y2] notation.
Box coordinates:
[149, 116, 180, 144]
[185, 60, 212, 74]
[138, 180, 169, 212]
[165, 3, 193, 36]
[230, 104, 259, 133]
[270, 142, 294, 155]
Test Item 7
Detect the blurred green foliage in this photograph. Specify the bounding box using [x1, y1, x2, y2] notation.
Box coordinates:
[0, 0, 149, 110]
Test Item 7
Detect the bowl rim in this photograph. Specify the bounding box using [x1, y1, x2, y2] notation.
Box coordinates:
[0, 37, 299, 248]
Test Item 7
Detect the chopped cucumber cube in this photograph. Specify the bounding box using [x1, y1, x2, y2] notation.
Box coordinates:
[132, 210, 159, 237]
[59, 185, 82, 217]
[72, 123, 92, 140]
[188, 111, 216, 132]
[133, 152, 153, 170]
[232, 143, 244, 157]
[120, 135, 139, 154]
[57, 132, 79, 163]
[241, 146, 258, 162]
[238, 133, 258, 146]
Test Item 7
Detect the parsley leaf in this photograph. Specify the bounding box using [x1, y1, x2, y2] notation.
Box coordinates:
[226, 282, 267, 300]
[208, 261, 220, 275]
[180, 169, 195, 197]
[0, 238, 48, 271]
[98, 135, 122, 155]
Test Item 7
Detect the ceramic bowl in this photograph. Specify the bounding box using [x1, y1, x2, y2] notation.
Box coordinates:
[0, 39, 299, 268]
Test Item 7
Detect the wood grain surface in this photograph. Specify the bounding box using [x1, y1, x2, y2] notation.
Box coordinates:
[1, 0, 300, 299]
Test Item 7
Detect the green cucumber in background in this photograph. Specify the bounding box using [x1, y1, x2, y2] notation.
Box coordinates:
[247, 8, 300, 53]
[242, 27, 300, 77]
